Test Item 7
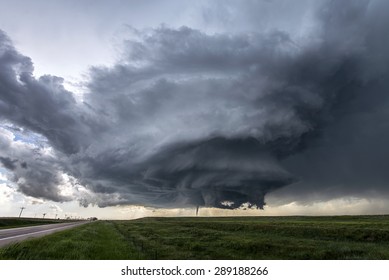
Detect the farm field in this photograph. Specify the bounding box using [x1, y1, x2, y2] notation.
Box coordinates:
[1, 216, 389, 259]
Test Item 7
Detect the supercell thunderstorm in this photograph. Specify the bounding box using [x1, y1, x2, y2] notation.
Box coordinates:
[1, 1, 389, 210]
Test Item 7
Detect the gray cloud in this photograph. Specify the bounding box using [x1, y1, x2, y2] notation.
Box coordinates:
[0, 156, 18, 170]
[1, 0, 389, 209]
[200, 0, 325, 35]
[0, 31, 91, 154]
[276, 0, 389, 202]
[0, 126, 74, 202]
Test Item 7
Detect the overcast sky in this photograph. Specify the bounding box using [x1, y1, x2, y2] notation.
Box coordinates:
[1, 0, 389, 219]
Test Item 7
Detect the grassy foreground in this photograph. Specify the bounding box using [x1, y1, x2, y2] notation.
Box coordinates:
[2, 216, 389, 259]
[0, 221, 138, 259]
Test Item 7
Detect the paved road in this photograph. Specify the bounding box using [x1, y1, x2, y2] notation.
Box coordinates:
[0, 221, 89, 247]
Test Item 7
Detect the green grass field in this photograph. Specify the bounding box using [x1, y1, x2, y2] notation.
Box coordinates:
[2, 216, 389, 259]
[0, 217, 68, 229]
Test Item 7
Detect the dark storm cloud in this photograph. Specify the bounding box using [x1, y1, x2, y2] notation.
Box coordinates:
[1, 0, 389, 209]
[74, 27, 311, 208]
[276, 0, 389, 202]
[0, 156, 17, 170]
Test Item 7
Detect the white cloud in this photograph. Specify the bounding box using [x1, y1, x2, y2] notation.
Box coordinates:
[0, 183, 16, 215]
[0, 171, 7, 181]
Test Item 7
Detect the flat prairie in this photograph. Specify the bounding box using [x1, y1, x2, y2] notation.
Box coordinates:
[2, 216, 389, 259]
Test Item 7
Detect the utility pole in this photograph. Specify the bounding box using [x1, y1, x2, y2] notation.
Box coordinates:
[18, 207, 26, 218]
